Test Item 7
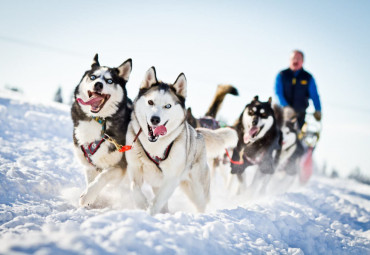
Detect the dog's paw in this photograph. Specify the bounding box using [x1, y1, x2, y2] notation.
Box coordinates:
[79, 190, 96, 207]
[147, 202, 160, 215]
[147, 206, 157, 216]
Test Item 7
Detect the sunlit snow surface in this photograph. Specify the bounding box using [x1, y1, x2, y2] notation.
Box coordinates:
[0, 90, 369, 254]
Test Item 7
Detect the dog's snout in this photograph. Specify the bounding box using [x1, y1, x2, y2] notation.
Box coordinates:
[252, 118, 258, 126]
[94, 82, 103, 92]
[150, 116, 161, 125]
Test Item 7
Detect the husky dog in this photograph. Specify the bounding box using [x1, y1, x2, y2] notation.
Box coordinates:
[230, 96, 282, 195]
[71, 54, 132, 207]
[278, 108, 304, 175]
[269, 108, 305, 192]
[186, 84, 239, 182]
[126, 67, 237, 215]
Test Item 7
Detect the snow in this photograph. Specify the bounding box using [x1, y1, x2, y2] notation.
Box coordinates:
[1, 90, 370, 254]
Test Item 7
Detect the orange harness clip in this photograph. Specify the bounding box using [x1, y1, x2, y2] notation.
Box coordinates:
[119, 145, 132, 152]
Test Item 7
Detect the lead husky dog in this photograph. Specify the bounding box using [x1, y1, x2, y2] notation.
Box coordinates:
[126, 67, 237, 215]
[71, 54, 132, 207]
[230, 96, 282, 196]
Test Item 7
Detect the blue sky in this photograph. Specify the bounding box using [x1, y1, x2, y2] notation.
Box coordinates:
[1, 0, 369, 177]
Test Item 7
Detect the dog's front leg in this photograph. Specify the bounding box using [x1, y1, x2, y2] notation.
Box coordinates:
[80, 166, 124, 207]
[149, 178, 179, 215]
[128, 166, 149, 210]
[230, 147, 249, 174]
[84, 166, 100, 184]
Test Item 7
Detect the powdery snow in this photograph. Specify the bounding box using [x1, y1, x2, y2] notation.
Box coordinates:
[0, 90, 369, 254]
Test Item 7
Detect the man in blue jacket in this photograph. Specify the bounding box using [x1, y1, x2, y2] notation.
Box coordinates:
[275, 50, 322, 129]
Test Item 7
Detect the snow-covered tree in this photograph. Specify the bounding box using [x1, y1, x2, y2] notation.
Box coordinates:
[54, 87, 63, 103]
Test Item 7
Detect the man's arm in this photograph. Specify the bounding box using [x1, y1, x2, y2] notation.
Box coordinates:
[308, 77, 321, 111]
[275, 73, 288, 107]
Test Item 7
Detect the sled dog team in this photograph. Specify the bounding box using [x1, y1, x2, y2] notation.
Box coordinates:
[72, 55, 306, 215]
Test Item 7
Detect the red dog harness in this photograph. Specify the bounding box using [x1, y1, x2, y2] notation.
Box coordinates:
[143, 142, 174, 171]
[80, 117, 107, 166]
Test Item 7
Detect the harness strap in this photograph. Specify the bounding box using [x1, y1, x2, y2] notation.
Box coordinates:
[225, 149, 244, 165]
[283, 142, 296, 152]
[80, 118, 142, 166]
[105, 128, 142, 152]
[80, 117, 106, 166]
[144, 142, 174, 170]
[225, 148, 264, 165]
[119, 128, 142, 152]
[81, 138, 105, 165]
[92, 116, 106, 136]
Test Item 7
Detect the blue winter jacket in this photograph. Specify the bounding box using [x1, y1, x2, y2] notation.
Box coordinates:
[275, 68, 321, 112]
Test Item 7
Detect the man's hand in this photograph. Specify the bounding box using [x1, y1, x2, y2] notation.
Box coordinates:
[314, 111, 322, 121]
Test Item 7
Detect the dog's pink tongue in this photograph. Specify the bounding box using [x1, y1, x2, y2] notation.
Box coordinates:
[249, 126, 259, 136]
[243, 126, 259, 143]
[153, 125, 167, 136]
[77, 97, 102, 106]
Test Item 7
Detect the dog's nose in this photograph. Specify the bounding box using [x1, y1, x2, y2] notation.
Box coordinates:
[252, 119, 258, 126]
[150, 116, 161, 125]
[94, 82, 103, 92]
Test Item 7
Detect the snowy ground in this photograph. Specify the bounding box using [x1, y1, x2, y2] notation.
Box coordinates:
[1, 90, 369, 254]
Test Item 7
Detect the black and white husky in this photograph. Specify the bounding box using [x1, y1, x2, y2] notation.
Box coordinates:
[71, 54, 132, 207]
[279, 112, 304, 176]
[270, 108, 305, 192]
[230, 96, 282, 196]
[126, 67, 237, 215]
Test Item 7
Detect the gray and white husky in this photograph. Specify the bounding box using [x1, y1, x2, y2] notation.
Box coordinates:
[126, 67, 237, 215]
[71, 54, 132, 207]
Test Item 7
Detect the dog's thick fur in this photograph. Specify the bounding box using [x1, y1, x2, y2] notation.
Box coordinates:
[71, 54, 132, 207]
[126, 67, 237, 214]
[230, 96, 282, 195]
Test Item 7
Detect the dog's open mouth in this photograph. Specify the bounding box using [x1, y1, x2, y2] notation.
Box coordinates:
[243, 126, 262, 144]
[77, 91, 111, 113]
[147, 121, 168, 142]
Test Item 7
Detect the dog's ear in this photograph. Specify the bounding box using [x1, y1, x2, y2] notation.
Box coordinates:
[141, 67, 158, 89]
[173, 73, 187, 98]
[117, 59, 132, 81]
[268, 97, 272, 105]
[186, 107, 197, 128]
[91, 54, 100, 68]
[253, 95, 259, 102]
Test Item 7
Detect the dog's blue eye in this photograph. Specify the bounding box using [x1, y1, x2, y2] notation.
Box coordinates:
[90, 75, 96, 80]
[164, 104, 171, 109]
[107, 79, 113, 84]
[148, 100, 154, 106]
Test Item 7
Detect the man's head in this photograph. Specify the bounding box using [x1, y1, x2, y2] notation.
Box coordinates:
[289, 50, 304, 71]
